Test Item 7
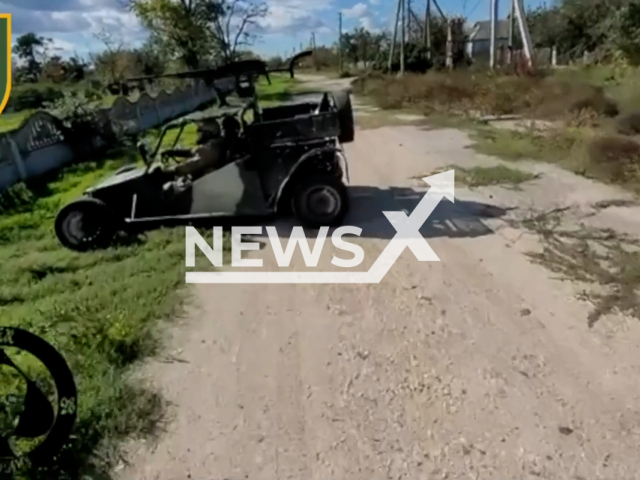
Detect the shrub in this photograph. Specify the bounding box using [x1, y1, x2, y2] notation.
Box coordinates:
[615, 111, 640, 135]
[568, 87, 619, 117]
[0, 182, 36, 214]
[7, 85, 65, 111]
[44, 91, 124, 153]
[587, 135, 640, 183]
[353, 69, 623, 119]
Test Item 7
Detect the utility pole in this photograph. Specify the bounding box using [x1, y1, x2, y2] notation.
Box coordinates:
[407, 0, 412, 41]
[445, 19, 453, 69]
[424, 0, 431, 58]
[507, 0, 515, 64]
[338, 12, 343, 72]
[400, 0, 405, 75]
[312, 32, 316, 49]
[489, 0, 498, 68]
[512, 0, 535, 71]
[388, 0, 402, 71]
[431, 0, 447, 21]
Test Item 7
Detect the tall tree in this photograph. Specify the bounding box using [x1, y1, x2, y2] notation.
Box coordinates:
[129, 0, 267, 69]
[526, 0, 640, 62]
[209, 0, 268, 63]
[12, 33, 51, 81]
[129, 0, 214, 69]
[91, 29, 128, 82]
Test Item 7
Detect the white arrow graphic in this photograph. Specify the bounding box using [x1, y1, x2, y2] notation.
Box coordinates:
[185, 169, 455, 284]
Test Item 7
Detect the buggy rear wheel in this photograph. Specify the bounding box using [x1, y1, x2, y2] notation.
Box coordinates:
[55, 197, 118, 252]
[292, 175, 349, 228]
[331, 89, 355, 144]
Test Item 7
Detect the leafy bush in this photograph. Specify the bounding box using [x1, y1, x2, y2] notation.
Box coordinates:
[0, 182, 37, 215]
[8, 85, 65, 111]
[387, 42, 436, 74]
[568, 87, 619, 117]
[44, 91, 125, 152]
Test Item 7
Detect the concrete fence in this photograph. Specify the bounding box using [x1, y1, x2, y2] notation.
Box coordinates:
[0, 76, 236, 194]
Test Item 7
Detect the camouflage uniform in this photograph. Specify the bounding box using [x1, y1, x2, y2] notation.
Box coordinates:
[168, 119, 228, 179]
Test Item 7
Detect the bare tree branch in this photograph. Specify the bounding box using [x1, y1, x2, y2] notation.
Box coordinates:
[229, 1, 267, 60]
[225, 0, 240, 50]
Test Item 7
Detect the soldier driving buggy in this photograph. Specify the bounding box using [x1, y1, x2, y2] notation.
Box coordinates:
[54, 55, 355, 252]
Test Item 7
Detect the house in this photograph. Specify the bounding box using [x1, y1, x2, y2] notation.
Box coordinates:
[466, 19, 510, 61]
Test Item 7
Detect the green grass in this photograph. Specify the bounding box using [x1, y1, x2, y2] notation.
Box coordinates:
[553, 65, 640, 113]
[469, 123, 592, 165]
[417, 164, 539, 189]
[470, 127, 570, 161]
[255, 73, 300, 104]
[466, 119, 640, 196]
[0, 153, 228, 479]
[0, 110, 35, 133]
[452, 164, 538, 188]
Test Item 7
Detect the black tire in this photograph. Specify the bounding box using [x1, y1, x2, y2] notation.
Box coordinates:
[55, 197, 118, 252]
[331, 89, 355, 144]
[292, 175, 349, 228]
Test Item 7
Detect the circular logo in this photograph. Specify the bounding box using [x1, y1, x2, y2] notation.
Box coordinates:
[0, 327, 77, 476]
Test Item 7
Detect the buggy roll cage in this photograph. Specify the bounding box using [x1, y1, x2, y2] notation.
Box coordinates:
[138, 100, 255, 171]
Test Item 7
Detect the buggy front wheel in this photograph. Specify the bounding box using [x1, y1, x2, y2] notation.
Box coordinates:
[292, 175, 349, 228]
[55, 198, 118, 251]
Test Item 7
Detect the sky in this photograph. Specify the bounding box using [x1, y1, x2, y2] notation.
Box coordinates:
[1, 0, 547, 61]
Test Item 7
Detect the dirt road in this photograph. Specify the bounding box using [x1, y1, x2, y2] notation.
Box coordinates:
[119, 76, 640, 479]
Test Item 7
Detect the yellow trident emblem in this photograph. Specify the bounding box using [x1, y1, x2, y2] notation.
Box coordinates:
[0, 14, 11, 115]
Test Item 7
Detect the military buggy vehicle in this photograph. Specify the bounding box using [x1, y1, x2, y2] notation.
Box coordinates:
[55, 52, 355, 251]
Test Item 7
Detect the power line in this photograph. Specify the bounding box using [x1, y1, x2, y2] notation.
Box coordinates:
[466, 0, 483, 18]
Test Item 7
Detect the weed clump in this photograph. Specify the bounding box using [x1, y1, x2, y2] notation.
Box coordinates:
[567, 87, 619, 117]
[586, 134, 640, 183]
[353, 70, 621, 119]
[420, 164, 538, 188]
[615, 111, 640, 135]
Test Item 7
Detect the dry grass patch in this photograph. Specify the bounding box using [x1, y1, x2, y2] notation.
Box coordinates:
[471, 124, 640, 191]
[417, 164, 538, 189]
[585, 134, 640, 185]
[471, 124, 587, 163]
[352, 70, 621, 120]
[523, 209, 640, 327]
[615, 111, 640, 135]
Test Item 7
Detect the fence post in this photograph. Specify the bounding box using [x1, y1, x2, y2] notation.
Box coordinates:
[8, 138, 27, 181]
